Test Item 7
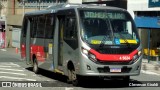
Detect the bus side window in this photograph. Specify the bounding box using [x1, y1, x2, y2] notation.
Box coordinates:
[30, 17, 35, 38]
[45, 15, 54, 39]
[22, 18, 28, 37]
[36, 16, 45, 38]
[30, 17, 38, 38]
[64, 17, 77, 40]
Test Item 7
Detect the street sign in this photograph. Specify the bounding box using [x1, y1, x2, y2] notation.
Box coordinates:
[149, 0, 160, 7]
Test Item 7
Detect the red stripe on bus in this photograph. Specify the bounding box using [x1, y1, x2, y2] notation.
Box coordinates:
[21, 44, 45, 62]
[31, 45, 45, 62]
[89, 49, 138, 62]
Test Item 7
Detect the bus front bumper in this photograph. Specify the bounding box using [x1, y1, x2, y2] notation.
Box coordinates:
[77, 55, 143, 77]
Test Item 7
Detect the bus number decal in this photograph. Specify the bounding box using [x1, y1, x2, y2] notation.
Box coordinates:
[119, 56, 131, 60]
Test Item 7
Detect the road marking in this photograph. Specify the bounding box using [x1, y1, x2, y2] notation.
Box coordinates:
[0, 71, 26, 76]
[141, 70, 160, 76]
[0, 68, 24, 72]
[0, 62, 37, 81]
[0, 49, 6, 51]
[0, 62, 19, 65]
[0, 76, 36, 81]
[0, 66, 13, 68]
[0, 63, 20, 67]
[65, 87, 74, 90]
[0, 65, 20, 68]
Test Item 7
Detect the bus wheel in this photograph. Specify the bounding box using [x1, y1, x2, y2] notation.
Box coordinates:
[33, 58, 39, 74]
[71, 70, 79, 86]
[67, 69, 79, 86]
[67, 69, 72, 84]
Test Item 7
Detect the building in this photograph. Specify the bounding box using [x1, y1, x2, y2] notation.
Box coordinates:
[0, 0, 83, 48]
[128, 0, 160, 58]
[0, 0, 128, 48]
[1, 0, 144, 48]
[0, 0, 7, 48]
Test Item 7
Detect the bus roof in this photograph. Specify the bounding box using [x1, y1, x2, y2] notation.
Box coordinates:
[24, 3, 126, 16]
[47, 3, 125, 11]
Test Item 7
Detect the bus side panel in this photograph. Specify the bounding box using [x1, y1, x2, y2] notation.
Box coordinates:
[29, 37, 54, 70]
[37, 39, 54, 71]
[30, 45, 45, 62]
[30, 37, 45, 62]
[62, 42, 79, 76]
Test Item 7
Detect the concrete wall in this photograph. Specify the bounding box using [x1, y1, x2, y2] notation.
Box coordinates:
[6, 25, 13, 47]
[139, 29, 149, 49]
[12, 28, 21, 48]
[151, 30, 160, 48]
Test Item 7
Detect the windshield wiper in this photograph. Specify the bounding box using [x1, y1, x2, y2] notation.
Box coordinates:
[99, 26, 114, 48]
[99, 11, 114, 48]
[99, 35, 108, 48]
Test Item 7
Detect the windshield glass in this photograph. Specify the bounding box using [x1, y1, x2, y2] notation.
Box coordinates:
[79, 9, 139, 45]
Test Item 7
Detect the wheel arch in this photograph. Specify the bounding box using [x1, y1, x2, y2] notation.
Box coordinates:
[67, 60, 75, 71]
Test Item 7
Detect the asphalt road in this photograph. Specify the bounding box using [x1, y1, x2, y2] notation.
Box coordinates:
[0, 48, 160, 90]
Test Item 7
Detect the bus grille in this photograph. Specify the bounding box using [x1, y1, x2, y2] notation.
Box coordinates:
[96, 60, 134, 65]
[97, 48, 134, 54]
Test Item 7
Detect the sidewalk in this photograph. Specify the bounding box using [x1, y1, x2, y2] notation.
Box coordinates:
[141, 58, 160, 75]
[1, 47, 20, 54]
[0, 47, 21, 59]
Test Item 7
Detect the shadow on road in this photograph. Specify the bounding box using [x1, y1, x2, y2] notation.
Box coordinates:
[26, 67, 67, 82]
[77, 79, 141, 88]
[26, 67, 142, 88]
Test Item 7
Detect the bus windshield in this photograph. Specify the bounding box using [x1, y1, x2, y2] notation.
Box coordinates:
[79, 9, 139, 45]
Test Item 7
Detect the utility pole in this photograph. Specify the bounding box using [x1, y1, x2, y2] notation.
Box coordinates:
[22, 0, 26, 17]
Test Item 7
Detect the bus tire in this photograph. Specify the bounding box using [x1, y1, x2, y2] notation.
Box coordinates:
[67, 69, 72, 84]
[33, 58, 39, 74]
[71, 70, 79, 86]
[67, 69, 80, 86]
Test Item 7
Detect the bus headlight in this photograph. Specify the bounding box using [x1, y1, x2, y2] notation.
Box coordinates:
[82, 48, 88, 55]
[81, 47, 97, 62]
[133, 55, 138, 61]
[130, 54, 139, 64]
[88, 53, 97, 62]
[138, 50, 142, 56]
[132, 50, 142, 63]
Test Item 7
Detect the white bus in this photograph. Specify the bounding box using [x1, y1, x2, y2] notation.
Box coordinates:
[21, 4, 142, 86]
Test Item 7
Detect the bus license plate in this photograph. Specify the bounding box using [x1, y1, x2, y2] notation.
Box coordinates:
[110, 68, 121, 73]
